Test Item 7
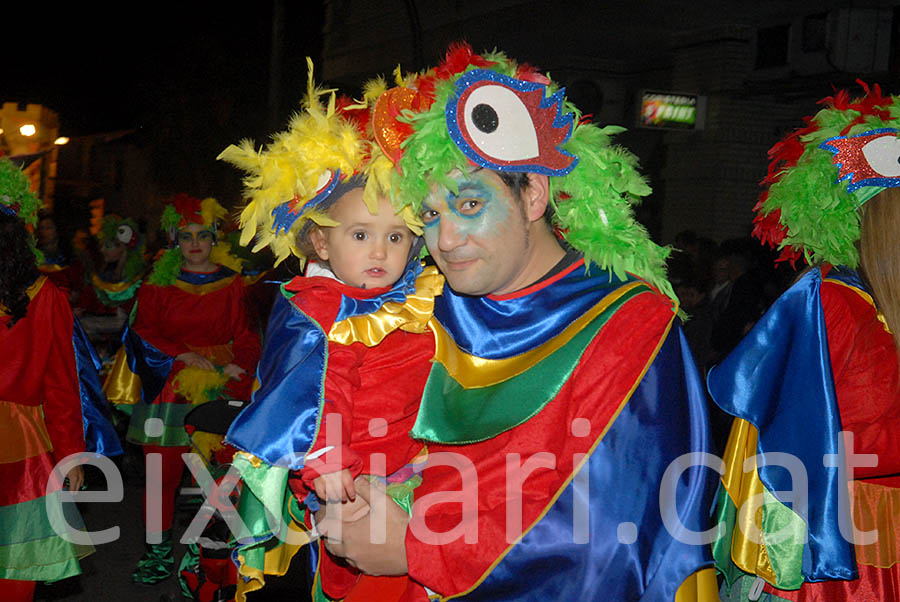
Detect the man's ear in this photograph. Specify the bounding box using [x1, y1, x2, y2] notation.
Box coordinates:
[522, 173, 550, 223]
[309, 227, 329, 261]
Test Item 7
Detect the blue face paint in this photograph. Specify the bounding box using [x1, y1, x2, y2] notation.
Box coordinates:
[421, 172, 512, 251]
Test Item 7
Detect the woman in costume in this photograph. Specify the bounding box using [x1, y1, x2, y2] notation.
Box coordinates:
[219, 60, 441, 602]
[0, 158, 121, 602]
[710, 84, 900, 601]
[119, 193, 261, 585]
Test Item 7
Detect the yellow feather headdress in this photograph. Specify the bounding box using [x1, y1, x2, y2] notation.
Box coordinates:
[218, 59, 421, 267]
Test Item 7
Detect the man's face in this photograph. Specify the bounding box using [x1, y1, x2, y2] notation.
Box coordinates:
[420, 169, 530, 296]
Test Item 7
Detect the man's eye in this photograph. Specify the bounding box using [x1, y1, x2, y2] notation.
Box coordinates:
[421, 209, 439, 223]
[352, 231, 368, 241]
[458, 199, 482, 214]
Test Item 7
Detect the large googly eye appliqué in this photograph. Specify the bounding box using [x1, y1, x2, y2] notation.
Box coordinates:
[116, 224, 134, 244]
[820, 128, 900, 193]
[446, 69, 578, 176]
[462, 85, 540, 162]
[861, 135, 900, 177]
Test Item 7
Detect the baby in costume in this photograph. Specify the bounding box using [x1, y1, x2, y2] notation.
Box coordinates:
[222, 60, 440, 602]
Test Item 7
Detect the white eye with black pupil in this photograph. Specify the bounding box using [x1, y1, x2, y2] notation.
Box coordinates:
[116, 225, 134, 244]
[862, 135, 900, 177]
[462, 85, 539, 162]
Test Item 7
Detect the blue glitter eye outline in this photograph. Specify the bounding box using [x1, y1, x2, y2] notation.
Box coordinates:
[820, 128, 900, 193]
[445, 69, 578, 177]
[271, 168, 342, 234]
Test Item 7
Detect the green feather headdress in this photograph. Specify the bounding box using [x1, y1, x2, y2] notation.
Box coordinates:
[378, 44, 672, 299]
[97, 215, 146, 282]
[0, 157, 43, 263]
[753, 82, 900, 268]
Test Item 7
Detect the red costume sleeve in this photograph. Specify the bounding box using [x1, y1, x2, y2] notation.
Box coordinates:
[299, 340, 365, 487]
[41, 283, 87, 462]
[822, 280, 900, 479]
[132, 284, 190, 358]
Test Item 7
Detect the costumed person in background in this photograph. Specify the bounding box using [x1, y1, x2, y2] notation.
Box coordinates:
[220, 59, 442, 602]
[107, 193, 261, 586]
[0, 158, 122, 602]
[316, 44, 717, 601]
[76, 215, 147, 369]
[36, 211, 86, 302]
[711, 85, 900, 601]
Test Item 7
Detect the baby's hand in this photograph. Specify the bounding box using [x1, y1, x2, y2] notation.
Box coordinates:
[312, 468, 357, 503]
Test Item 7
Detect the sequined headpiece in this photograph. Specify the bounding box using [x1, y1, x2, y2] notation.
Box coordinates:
[218, 58, 421, 267]
[376, 44, 673, 299]
[754, 82, 900, 268]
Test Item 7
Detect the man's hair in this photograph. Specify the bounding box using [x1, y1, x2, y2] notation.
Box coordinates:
[0, 212, 39, 327]
[496, 171, 555, 223]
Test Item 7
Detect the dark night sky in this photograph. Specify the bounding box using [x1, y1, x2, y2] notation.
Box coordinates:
[5, 3, 323, 138]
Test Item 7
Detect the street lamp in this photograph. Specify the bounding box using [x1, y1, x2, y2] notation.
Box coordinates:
[19, 123, 37, 137]
[54, 136, 69, 145]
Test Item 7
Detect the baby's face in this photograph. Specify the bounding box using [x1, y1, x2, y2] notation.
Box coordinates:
[312, 188, 414, 289]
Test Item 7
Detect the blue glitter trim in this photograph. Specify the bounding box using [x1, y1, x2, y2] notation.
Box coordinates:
[0, 203, 16, 217]
[820, 128, 900, 192]
[445, 69, 578, 177]
[271, 169, 341, 234]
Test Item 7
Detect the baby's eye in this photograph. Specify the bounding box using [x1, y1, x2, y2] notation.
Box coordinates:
[388, 232, 405, 243]
[352, 231, 368, 241]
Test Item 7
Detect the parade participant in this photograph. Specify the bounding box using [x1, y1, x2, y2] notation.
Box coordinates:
[110, 193, 260, 585]
[76, 215, 147, 365]
[710, 84, 900, 601]
[317, 44, 718, 601]
[36, 212, 86, 300]
[220, 60, 442, 602]
[0, 158, 121, 602]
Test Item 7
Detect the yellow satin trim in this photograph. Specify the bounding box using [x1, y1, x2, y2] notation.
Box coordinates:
[172, 274, 237, 295]
[0, 401, 53, 464]
[674, 567, 719, 602]
[38, 263, 65, 273]
[720, 418, 779, 584]
[0, 276, 46, 317]
[91, 273, 137, 293]
[825, 277, 892, 334]
[850, 479, 900, 569]
[103, 347, 143, 405]
[327, 265, 444, 347]
[432, 281, 645, 389]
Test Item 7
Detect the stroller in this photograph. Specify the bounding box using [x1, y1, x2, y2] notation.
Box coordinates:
[178, 398, 247, 602]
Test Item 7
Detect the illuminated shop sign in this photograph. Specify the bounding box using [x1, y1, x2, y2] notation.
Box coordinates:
[638, 91, 706, 130]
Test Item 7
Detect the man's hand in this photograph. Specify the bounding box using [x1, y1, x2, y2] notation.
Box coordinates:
[316, 477, 409, 576]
